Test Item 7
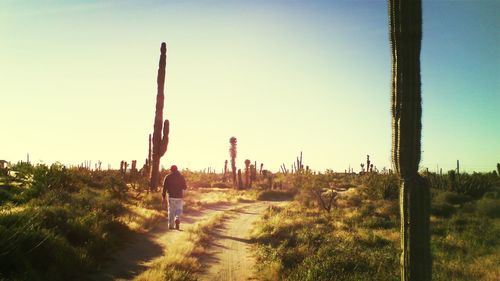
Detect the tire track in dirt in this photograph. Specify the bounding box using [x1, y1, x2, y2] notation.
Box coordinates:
[198, 201, 282, 281]
[91, 203, 234, 281]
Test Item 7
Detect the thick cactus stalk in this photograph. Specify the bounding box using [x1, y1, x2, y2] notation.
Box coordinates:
[150, 42, 170, 192]
[229, 137, 237, 187]
[244, 159, 251, 188]
[367, 155, 371, 173]
[223, 160, 228, 181]
[237, 169, 243, 190]
[389, 0, 431, 280]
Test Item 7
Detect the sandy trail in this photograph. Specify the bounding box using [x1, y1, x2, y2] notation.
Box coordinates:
[91, 203, 234, 281]
[92, 200, 285, 281]
[198, 201, 275, 281]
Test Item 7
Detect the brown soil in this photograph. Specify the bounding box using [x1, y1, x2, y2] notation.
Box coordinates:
[198, 202, 281, 281]
[90, 202, 233, 281]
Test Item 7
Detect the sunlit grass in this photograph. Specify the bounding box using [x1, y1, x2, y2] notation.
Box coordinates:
[183, 187, 257, 212]
[134, 210, 229, 281]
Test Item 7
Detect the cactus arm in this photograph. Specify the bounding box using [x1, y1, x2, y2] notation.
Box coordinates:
[160, 119, 170, 156]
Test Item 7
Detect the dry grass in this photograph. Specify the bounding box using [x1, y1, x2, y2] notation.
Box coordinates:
[133, 210, 229, 281]
[184, 187, 257, 212]
[118, 187, 253, 233]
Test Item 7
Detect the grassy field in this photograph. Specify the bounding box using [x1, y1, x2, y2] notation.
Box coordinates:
[1, 162, 498, 280]
[250, 172, 500, 281]
[0, 163, 252, 281]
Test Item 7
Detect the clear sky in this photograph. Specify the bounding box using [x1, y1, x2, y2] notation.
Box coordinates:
[1, 0, 498, 173]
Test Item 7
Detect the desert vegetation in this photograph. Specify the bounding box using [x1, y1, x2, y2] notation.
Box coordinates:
[250, 171, 500, 281]
[1, 2, 497, 279]
[0, 161, 261, 281]
[1, 156, 498, 281]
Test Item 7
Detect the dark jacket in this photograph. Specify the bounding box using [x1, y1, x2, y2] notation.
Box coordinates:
[162, 171, 187, 198]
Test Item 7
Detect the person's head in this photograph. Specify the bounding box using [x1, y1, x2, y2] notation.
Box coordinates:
[170, 165, 178, 172]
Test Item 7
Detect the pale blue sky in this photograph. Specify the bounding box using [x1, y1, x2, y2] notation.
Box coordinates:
[1, 0, 498, 172]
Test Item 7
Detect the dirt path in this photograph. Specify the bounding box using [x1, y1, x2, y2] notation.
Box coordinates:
[198, 201, 277, 281]
[91, 203, 234, 281]
[92, 200, 285, 281]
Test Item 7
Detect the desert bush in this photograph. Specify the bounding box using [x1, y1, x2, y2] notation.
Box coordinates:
[424, 171, 498, 198]
[181, 170, 222, 188]
[210, 181, 232, 188]
[476, 198, 500, 218]
[362, 174, 399, 200]
[252, 203, 399, 281]
[0, 164, 135, 280]
[361, 216, 395, 229]
[431, 202, 455, 217]
[257, 190, 296, 201]
[433, 191, 472, 205]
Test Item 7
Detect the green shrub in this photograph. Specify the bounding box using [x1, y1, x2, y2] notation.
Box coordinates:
[362, 174, 399, 200]
[361, 216, 395, 229]
[431, 202, 455, 217]
[210, 181, 232, 188]
[476, 198, 500, 218]
[257, 190, 295, 201]
[0, 165, 133, 280]
[433, 191, 472, 205]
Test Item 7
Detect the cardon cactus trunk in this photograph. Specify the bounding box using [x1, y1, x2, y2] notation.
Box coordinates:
[237, 169, 243, 190]
[389, 0, 431, 280]
[229, 137, 237, 187]
[223, 160, 228, 181]
[150, 42, 170, 192]
[146, 133, 152, 174]
[244, 159, 251, 188]
[367, 155, 371, 173]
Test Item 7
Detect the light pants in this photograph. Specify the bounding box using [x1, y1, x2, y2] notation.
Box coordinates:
[168, 198, 183, 228]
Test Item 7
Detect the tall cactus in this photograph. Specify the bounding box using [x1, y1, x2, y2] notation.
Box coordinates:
[367, 155, 371, 173]
[229, 137, 237, 187]
[389, 0, 431, 280]
[150, 42, 170, 192]
[244, 159, 251, 188]
[237, 169, 243, 190]
[223, 160, 228, 181]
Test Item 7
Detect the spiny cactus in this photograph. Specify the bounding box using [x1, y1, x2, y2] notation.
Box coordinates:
[146, 133, 152, 174]
[389, 0, 431, 280]
[244, 159, 251, 188]
[367, 155, 371, 173]
[150, 42, 170, 192]
[250, 164, 257, 182]
[229, 137, 237, 187]
[237, 169, 243, 190]
[223, 160, 228, 181]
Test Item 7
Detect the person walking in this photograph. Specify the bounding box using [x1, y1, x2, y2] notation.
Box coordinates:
[162, 165, 187, 230]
